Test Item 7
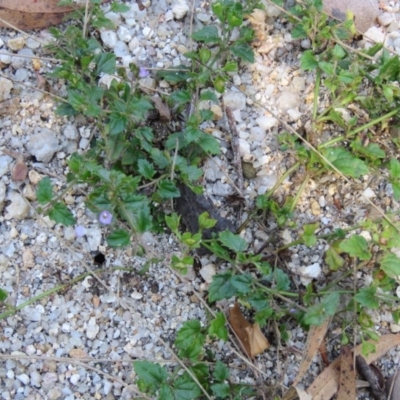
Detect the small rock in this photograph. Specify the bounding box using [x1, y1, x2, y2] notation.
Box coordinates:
[0, 53, 11, 64]
[390, 323, 400, 333]
[16, 373, 30, 385]
[6, 192, 30, 220]
[310, 199, 321, 216]
[27, 128, 59, 162]
[277, 90, 299, 112]
[323, 0, 378, 33]
[22, 305, 44, 322]
[26, 38, 41, 49]
[86, 228, 102, 251]
[172, 0, 189, 19]
[0, 77, 13, 101]
[256, 116, 277, 130]
[0, 155, 12, 177]
[114, 41, 130, 57]
[223, 90, 246, 111]
[14, 68, 28, 82]
[63, 124, 78, 140]
[364, 26, 385, 44]
[287, 108, 302, 121]
[47, 389, 62, 400]
[238, 138, 250, 156]
[249, 126, 266, 142]
[378, 12, 394, 27]
[299, 263, 321, 285]
[22, 248, 35, 268]
[7, 36, 26, 51]
[101, 31, 118, 48]
[28, 170, 43, 185]
[117, 26, 133, 42]
[86, 317, 100, 339]
[300, 39, 311, 49]
[210, 104, 223, 120]
[199, 264, 215, 283]
[362, 188, 376, 201]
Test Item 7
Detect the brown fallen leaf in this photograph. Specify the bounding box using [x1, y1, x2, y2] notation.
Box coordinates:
[292, 317, 331, 386]
[245, 9, 267, 44]
[0, 0, 110, 30]
[307, 334, 400, 400]
[151, 95, 171, 122]
[229, 302, 269, 358]
[337, 346, 356, 400]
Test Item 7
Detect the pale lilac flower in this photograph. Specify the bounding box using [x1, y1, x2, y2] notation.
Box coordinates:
[75, 225, 86, 237]
[99, 210, 113, 225]
[139, 67, 150, 78]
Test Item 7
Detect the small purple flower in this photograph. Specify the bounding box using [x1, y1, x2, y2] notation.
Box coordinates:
[139, 67, 150, 78]
[99, 210, 113, 225]
[75, 225, 86, 237]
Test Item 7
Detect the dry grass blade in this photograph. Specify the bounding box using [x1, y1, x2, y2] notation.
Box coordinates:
[337, 346, 356, 400]
[292, 317, 331, 385]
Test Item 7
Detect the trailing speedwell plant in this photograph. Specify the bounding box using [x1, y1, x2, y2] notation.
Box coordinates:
[13, 0, 399, 398]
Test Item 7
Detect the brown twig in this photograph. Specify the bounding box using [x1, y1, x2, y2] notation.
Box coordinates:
[355, 355, 386, 400]
[225, 106, 244, 196]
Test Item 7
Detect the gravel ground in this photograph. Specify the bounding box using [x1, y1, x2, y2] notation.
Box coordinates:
[1, 0, 400, 399]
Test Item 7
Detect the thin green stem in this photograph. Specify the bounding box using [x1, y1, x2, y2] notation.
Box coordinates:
[319, 106, 400, 149]
[289, 174, 309, 213]
[0, 267, 136, 320]
[266, 161, 301, 198]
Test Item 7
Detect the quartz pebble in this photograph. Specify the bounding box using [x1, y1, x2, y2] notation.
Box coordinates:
[256, 116, 277, 130]
[101, 31, 118, 48]
[6, 192, 30, 220]
[0, 77, 13, 101]
[172, 0, 189, 19]
[27, 128, 59, 162]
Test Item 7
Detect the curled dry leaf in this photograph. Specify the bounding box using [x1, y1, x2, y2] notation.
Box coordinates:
[245, 9, 267, 44]
[229, 302, 269, 358]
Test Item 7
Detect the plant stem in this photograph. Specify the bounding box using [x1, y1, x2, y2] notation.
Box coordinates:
[319, 106, 400, 149]
[0, 267, 135, 320]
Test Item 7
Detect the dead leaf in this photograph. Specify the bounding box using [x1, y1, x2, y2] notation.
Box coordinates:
[283, 386, 312, 400]
[151, 95, 171, 122]
[12, 159, 28, 181]
[337, 346, 356, 400]
[229, 302, 269, 358]
[293, 317, 331, 385]
[0, 0, 110, 30]
[245, 9, 267, 44]
[307, 334, 400, 400]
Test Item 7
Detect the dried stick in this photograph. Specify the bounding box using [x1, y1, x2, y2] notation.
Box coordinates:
[225, 106, 244, 196]
[355, 355, 386, 400]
